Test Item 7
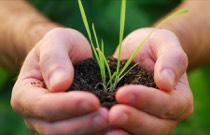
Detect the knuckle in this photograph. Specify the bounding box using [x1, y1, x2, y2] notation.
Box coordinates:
[182, 93, 194, 120]
[33, 97, 52, 121]
[177, 49, 188, 67]
[158, 121, 177, 135]
[45, 27, 66, 38]
[45, 27, 83, 42]
[187, 104, 194, 118]
[24, 119, 54, 135]
[157, 29, 177, 39]
[10, 88, 25, 115]
[183, 52, 188, 68]
[10, 98, 17, 112]
[175, 51, 188, 76]
[161, 93, 193, 121]
[28, 98, 50, 121]
[40, 128, 54, 135]
[185, 105, 193, 119]
[41, 28, 69, 48]
[37, 126, 53, 135]
[161, 107, 177, 120]
[161, 99, 181, 120]
[24, 119, 34, 131]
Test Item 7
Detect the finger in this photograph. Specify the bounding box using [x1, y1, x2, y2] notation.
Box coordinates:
[151, 29, 188, 91]
[38, 28, 92, 92]
[106, 129, 131, 135]
[116, 81, 193, 120]
[11, 80, 100, 121]
[109, 105, 177, 135]
[25, 108, 109, 135]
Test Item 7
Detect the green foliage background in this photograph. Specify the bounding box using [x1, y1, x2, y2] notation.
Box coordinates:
[0, 0, 210, 134]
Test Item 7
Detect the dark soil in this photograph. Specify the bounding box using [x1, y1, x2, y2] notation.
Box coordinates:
[68, 57, 157, 109]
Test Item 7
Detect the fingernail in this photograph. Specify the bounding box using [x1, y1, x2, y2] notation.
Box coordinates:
[79, 102, 92, 112]
[127, 94, 136, 105]
[48, 69, 67, 90]
[117, 112, 128, 124]
[160, 68, 175, 89]
[93, 108, 108, 127]
[118, 87, 136, 105]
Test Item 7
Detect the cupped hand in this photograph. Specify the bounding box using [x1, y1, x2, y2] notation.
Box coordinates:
[11, 28, 109, 135]
[107, 28, 193, 135]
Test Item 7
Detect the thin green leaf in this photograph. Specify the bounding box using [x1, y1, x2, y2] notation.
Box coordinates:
[92, 23, 107, 85]
[119, 9, 188, 77]
[155, 9, 188, 28]
[116, 0, 126, 77]
[101, 39, 104, 55]
[118, 63, 138, 82]
[107, 71, 117, 89]
[78, 0, 99, 62]
[92, 23, 100, 50]
[97, 48, 106, 85]
[96, 48, 112, 81]
[78, 0, 92, 44]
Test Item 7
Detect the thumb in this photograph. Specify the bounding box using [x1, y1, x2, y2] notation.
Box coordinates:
[154, 41, 188, 92]
[39, 28, 92, 92]
[40, 47, 74, 92]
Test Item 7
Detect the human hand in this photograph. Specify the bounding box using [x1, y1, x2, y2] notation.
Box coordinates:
[107, 28, 193, 135]
[11, 28, 109, 135]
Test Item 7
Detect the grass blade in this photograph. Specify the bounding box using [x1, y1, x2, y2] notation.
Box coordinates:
[92, 23, 101, 50]
[101, 39, 104, 55]
[107, 71, 117, 89]
[119, 9, 189, 77]
[96, 48, 112, 81]
[97, 48, 106, 86]
[156, 9, 188, 28]
[116, 0, 126, 77]
[78, 0, 92, 44]
[118, 63, 138, 82]
[78, 0, 99, 62]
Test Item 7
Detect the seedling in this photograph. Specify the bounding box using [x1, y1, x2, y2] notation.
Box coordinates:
[78, 0, 188, 91]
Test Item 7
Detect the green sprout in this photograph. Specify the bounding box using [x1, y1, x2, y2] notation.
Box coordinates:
[78, 0, 188, 91]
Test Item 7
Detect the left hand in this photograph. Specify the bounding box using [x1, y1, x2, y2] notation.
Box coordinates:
[106, 28, 193, 135]
[11, 28, 109, 135]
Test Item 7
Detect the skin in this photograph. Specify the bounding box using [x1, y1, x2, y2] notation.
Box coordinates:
[106, 1, 210, 134]
[156, 0, 210, 69]
[0, 0, 57, 73]
[108, 28, 192, 135]
[1, 0, 210, 134]
[11, 28, 109, 134]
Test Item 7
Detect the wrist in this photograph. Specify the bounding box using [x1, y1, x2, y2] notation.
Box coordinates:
[13, 20, 59, 71]
[21, 21, 59, 53]
[156, 18, 197, 63]
[0, 1, 60, 73]
[154, 0, 210, 69]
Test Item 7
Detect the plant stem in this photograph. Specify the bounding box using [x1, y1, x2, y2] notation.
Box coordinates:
[113, 0, 126, 90]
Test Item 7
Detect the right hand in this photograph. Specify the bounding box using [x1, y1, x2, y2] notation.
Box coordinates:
[11, 28, 109, 135]
[108, 28, 193, 135]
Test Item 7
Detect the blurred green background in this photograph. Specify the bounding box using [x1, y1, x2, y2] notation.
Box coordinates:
[0, 0, 210, 134]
